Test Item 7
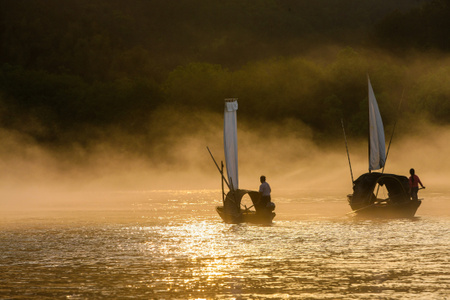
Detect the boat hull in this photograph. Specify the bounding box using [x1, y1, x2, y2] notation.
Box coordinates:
[348, 196, 421, 218]
[348, 172, 421, 218]
[216, 206, 275, 224]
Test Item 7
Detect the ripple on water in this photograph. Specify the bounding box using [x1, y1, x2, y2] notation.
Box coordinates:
[0, 191, 448, 299]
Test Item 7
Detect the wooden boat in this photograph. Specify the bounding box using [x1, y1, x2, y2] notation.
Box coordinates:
[344, 76, 421, 217]
[208, 98, 275, 224]
[348, 172, 421, 218]
[216, 189, 275, 224]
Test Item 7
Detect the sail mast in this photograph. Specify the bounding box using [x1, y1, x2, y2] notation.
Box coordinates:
[341, 119, 354, 185]
[382, 89, 404, 173]
[368, 77, 371, 173]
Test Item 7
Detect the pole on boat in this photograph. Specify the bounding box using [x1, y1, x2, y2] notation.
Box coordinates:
[206, 146, 240, 206]
[367, 75, 371, 174]
[341, 119, 354, 185]
[206, 146, 232, 191]
[221, 161, 225, 205]
[382, 89, 405, 173]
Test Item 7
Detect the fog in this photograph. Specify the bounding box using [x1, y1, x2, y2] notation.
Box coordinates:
[1, 116, 448, 212]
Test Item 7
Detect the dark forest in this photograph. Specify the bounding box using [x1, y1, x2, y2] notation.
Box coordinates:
[1, 0, 449, 160]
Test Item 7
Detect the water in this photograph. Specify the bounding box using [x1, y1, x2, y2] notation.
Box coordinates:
[0, 190, 449, 299]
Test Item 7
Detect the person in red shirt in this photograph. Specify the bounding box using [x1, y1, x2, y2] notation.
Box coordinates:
[409, 168, 425, 201]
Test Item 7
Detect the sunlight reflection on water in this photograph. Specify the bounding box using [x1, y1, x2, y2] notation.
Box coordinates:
[0, 190, 449, 299]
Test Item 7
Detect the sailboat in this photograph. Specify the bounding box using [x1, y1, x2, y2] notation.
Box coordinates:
[346, 76, 421, 218]
[208, 98, 276, 224]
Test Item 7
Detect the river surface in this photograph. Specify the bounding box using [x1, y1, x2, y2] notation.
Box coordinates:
[0, 189, 449, 299]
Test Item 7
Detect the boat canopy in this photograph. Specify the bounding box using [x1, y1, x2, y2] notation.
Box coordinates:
[352, 172, 410, 206]
[223, 189, 262, 215]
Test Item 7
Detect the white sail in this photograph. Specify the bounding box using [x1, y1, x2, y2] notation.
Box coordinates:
[224, 98, 239, 190]
[368, 76, 386, 171]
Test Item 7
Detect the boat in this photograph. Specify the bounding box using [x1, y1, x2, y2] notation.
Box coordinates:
[345, 76, 421, 218]
[348, 172, 421, 218]
[215, 189, 275, 224]
[207, 98, 275, 224]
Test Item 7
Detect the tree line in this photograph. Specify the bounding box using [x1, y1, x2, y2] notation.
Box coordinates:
[0, 0, 449, 156]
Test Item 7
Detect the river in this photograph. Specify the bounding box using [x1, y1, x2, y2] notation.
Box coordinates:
[0, 189, 448, 299]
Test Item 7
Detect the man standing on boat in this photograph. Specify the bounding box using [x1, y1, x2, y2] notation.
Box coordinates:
[409, 168, 425, 201]
[259, 175, 274, 211]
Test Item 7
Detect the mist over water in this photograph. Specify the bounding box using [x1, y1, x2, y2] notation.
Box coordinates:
[1, 116, 449, 299]
[0, 118, 449, 211]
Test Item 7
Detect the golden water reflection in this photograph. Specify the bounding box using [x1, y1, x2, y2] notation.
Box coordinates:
[0, 189, 448, 299]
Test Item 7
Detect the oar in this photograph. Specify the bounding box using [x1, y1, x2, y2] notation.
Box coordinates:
[346, 203, 376, 215]
[346, 196, 390, 215]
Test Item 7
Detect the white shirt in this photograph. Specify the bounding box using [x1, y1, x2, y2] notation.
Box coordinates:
[259, 182, 271, 196]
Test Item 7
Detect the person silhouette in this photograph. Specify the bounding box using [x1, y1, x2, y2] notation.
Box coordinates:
[409, 168, 425, 201]
[259, 175, 274, 211]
